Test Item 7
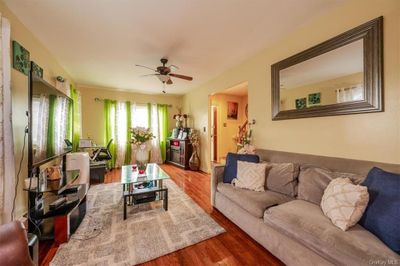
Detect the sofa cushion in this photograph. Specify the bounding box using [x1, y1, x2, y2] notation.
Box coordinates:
[359, 167, 400, 254]
[223, 153, 260, 183]
[232, 161, 267, 192]
[321, 178, 369, 231]
[264, 200, 399, 265]
[265, 162, 299, 197]
[297, 165, 365, 205]
[217, 182, 292, 218]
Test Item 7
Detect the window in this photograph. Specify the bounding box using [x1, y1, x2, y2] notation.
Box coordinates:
[131, 104, 149, 128]
[103, 101, 168, 168]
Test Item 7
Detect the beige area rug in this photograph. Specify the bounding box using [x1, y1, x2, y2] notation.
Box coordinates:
[50, 180, 225, 266]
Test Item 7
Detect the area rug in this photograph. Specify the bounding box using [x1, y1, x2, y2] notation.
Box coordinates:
[50, 180, 225, 266]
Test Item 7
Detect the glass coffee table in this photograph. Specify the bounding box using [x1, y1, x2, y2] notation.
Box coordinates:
[121, 163, 169, 220]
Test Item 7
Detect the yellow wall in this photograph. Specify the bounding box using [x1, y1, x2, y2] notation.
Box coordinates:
[280, 72, 363, 110]
[0, 1, 74, 218]
[211, 93, 247, 161]
[183, 0, 400, 172]
[79, 85, 183, 146]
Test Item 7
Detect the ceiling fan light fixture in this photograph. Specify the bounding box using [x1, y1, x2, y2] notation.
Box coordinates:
[157, 74, 169, 83]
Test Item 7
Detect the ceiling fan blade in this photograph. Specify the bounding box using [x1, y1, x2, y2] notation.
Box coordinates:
[169, 73, 193, 81]
[167, 78, 173, 85]
[135, 64, 157, 72]
[140, 73, 159, 77]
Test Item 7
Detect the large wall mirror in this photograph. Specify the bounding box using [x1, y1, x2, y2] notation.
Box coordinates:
[271, 17, 383, 120]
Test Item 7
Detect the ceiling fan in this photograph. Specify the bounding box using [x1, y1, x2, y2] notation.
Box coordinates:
[136, 58, 193, 93]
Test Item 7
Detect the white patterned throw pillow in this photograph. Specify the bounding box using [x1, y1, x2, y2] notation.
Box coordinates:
[232, 161, 267, 192]
[321, 178, 369, 231]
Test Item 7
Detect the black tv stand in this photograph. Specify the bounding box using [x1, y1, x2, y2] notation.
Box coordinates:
[26, 167, 88, 244]
[59, 184, 80, 195]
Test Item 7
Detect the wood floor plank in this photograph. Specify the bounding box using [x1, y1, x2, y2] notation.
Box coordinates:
[40, 164, 283, 266]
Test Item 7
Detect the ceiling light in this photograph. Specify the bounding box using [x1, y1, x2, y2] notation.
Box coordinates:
[157, 74, 169, 83]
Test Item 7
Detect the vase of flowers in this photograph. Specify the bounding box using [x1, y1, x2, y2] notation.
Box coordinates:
[235, 126, 256, 154]
[173, 113, 187, 128]
[130, 127, 155, 171]
[188, 130, 200, 171]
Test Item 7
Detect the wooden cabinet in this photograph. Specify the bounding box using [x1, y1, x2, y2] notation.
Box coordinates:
[166, 138, 192, 169]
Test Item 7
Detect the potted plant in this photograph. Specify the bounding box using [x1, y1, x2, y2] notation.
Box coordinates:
[130, 127, 155, 171]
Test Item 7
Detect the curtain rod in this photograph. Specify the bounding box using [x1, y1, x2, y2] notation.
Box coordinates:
[94, 97, 173, 108]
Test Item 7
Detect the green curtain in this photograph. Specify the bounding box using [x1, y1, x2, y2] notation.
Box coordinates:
[70, 85, 81, 151]
[157, 104, 169, 162]
[124, 101, 132, 164]
[147, 103, 152, 128]
[104, 99, 117, 168]
[46, 95, 56, 158]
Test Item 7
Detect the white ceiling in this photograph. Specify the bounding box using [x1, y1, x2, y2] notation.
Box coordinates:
[280, 40, 364, 89]
[220, 81, 248, 96]
[4, 0, 345, 95]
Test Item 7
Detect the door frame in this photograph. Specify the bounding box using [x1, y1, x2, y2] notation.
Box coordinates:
[210, 105, 218, 162]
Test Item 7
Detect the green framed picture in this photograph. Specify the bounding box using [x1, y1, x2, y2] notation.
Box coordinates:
[31, 61, 43, 78]
[308, 92, 321, 106]
[295, 98, 307, 109]
[12, 40, 30, 75]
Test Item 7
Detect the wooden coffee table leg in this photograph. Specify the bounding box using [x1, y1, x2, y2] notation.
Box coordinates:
[163, 189, 168, 211]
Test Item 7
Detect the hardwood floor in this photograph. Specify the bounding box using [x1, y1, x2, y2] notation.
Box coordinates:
[40, 164, 283, 266]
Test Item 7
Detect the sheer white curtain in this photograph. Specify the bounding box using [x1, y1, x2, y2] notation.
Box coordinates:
[150, 104, 162, 164]
[54, 96, 69, 155]
[32, 95, 49, 162]
[0, 16, 15, 223]
[115, 102, 128, 167]
[336, 85, 364, 103]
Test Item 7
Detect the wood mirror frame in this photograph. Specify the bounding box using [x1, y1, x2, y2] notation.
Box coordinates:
[271, 17, 383, 120]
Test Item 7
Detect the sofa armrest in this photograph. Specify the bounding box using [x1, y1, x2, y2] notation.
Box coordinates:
[0, 221, 34, 266]
[211, 163, 225, 206]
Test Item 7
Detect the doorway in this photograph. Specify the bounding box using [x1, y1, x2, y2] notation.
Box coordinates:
[209, 82, 248, 164]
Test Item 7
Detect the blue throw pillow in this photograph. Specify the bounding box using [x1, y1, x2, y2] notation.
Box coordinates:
[359, 167, 400, 254]
[223, 153, 260, 183]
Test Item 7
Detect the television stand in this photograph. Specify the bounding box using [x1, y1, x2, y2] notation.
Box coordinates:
[25, 170, 88, 244]
[54, 187, 87, 245]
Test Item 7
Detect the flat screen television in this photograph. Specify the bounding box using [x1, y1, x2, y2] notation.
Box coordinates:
[28, 75, 73, 172]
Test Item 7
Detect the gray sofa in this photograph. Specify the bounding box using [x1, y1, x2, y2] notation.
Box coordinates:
[211, 149, 400, 266]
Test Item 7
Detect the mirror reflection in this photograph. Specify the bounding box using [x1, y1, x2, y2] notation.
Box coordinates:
[31, 79, 72, 165]
[279, 40, 364, 111]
